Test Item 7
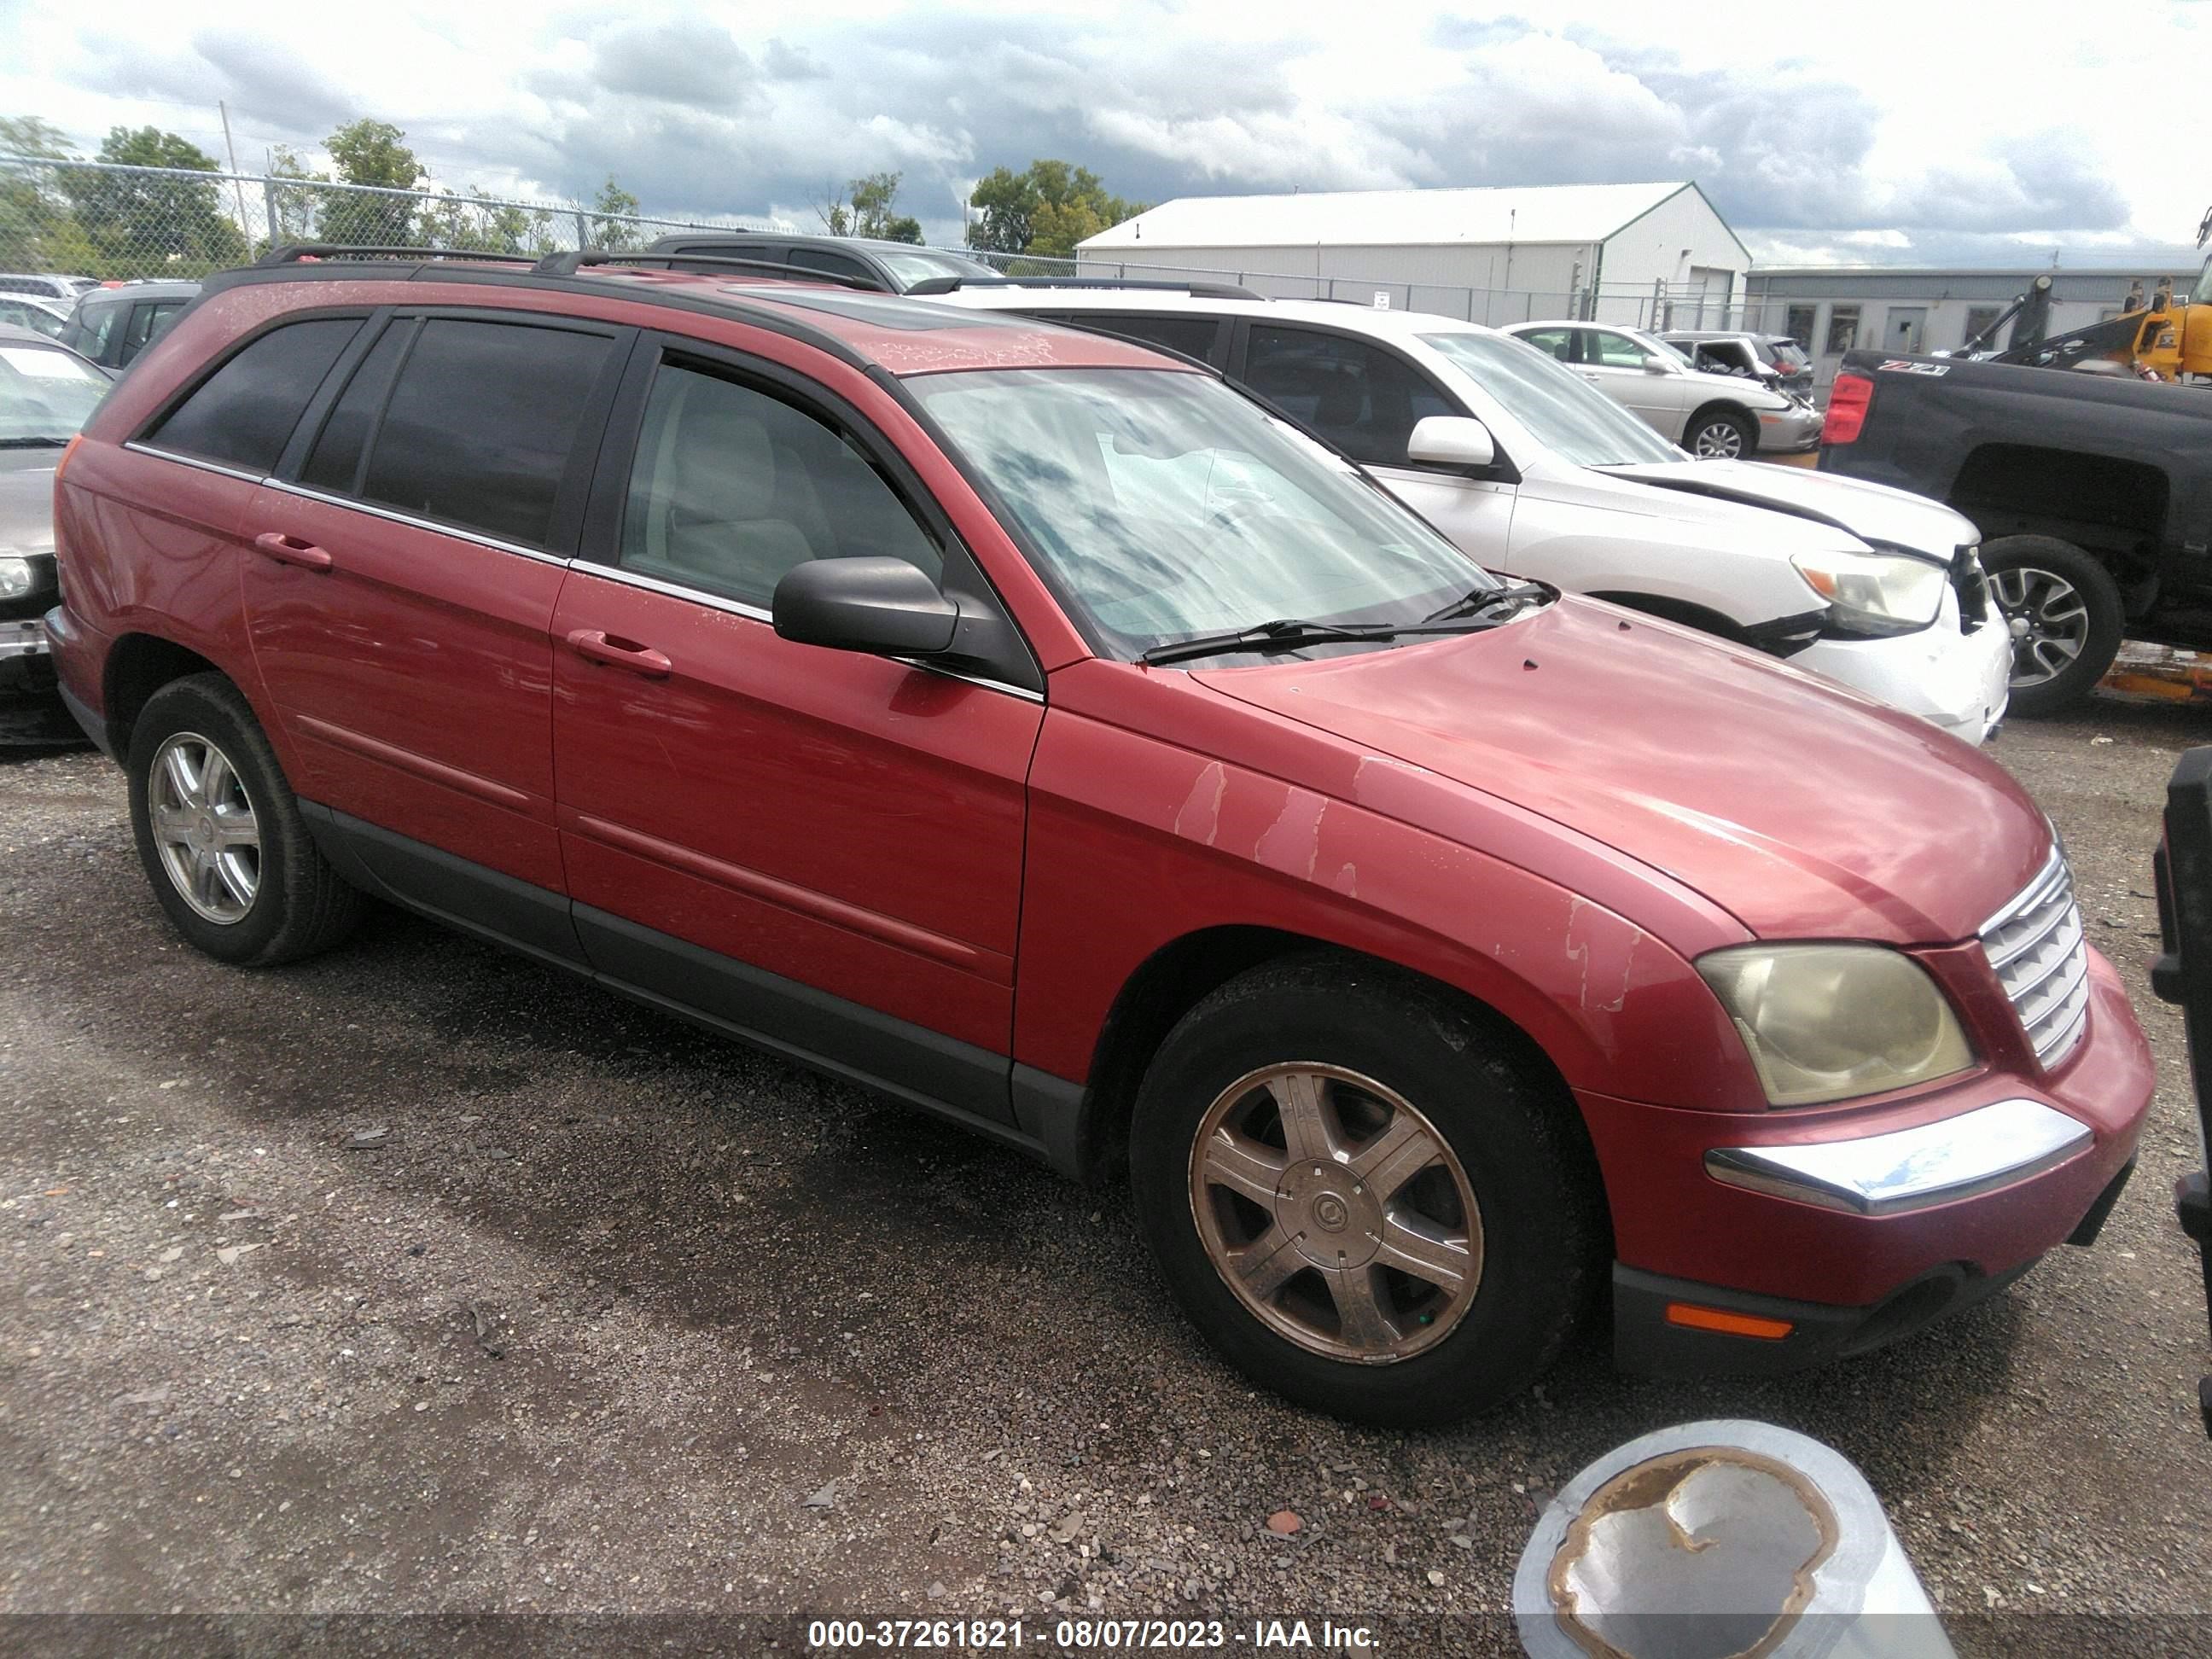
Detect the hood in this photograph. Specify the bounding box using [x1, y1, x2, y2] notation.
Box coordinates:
[1195, 597, 2048, 944]
[1597, 459, 1976, 562]
[0, 449, 59, 557]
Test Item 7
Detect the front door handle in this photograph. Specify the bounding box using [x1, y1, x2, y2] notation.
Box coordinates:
[566, 628, 672, 678]
[252, 531, 333, 572]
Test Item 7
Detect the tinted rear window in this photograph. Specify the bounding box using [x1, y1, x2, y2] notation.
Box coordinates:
[1065, 313, 1223, 364]
[148, 318, 361, 473]
[358, 318, 612, 547]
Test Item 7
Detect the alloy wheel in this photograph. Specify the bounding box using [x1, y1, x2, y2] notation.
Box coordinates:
[1691, 422, 1744, 459]
[1988, 565, 2090, 689]
[148, 731, 261, 923]
[1187, 1062, 1481, 1363]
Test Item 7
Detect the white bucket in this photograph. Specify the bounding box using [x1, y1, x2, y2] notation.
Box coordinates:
[1513, 1420, 1953, 1659]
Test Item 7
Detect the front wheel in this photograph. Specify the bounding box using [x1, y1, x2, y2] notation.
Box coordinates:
[1684, 408, 1755, 459]
[1128, 957, 1604, 1427]
[1979, 534, 2124, 716]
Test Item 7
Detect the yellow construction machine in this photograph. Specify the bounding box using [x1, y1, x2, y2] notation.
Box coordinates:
[1969, 207, 2212, 381]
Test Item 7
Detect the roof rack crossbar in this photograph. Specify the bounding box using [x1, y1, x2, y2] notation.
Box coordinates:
[531, 248, 883, 293]
[254, 243, 528, 267]
[901, 276, 1265, 302]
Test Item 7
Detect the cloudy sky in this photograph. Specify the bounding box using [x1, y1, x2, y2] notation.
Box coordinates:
[5, 0, 2208, 269]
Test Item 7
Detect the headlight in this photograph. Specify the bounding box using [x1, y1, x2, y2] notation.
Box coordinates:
[1697, 944, 1974, 1107]
[1790, 550, 1947, 637]
[0, 556, 32, 601]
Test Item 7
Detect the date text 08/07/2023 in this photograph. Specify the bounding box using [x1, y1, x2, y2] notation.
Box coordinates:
[806, 1618, 1379, 1650]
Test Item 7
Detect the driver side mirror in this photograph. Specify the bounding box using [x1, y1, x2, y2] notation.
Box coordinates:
[1406, 415, 1496, 471]
[1641, 353, 1674, 374]
[773, 557, 959, 657]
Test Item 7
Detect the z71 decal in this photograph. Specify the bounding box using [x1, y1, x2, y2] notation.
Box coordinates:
[1877, 358, 1949, 375]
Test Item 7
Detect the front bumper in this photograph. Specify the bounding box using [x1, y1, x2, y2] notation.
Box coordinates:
[1791, 586, 2012, 742]
[0, 615, 52, 694]
[1581, 948, 2151, 1375]
[1754, 402, 1822, 453]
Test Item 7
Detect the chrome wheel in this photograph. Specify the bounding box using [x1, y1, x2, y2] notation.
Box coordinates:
[1691, 420, 1745, 459]
[1187, 1062, 1481, 1364]
[148, 731, 260, 923]
[1989, 565, 2090, 689]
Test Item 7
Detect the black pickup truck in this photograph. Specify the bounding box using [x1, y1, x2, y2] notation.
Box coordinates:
[1819, 347, 2212, 713]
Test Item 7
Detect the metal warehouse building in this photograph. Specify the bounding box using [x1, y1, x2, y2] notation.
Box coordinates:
[1743, 265, 2197, 387]
[1074, 181, 1750, 328]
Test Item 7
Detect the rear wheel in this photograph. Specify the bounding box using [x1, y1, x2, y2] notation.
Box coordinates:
[1128, 957, 1603, 1427]
[1684, 407, 1755, 459]
[1979, 534, 2124, 716]
[126, 674, 364, 965]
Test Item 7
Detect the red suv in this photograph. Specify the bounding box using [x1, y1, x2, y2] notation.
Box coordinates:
[45, 249, 2151, 1426]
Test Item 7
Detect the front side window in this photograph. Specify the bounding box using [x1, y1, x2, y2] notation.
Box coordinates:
[1419, 331, 1680, 469]
[1586, 329, 1661, 369]
[119, 300, 184, 365]
[619, 361, 942, 607]
[1242, 325, 1453, 466]
[908, 367, 1495, 658]
[0, 341, 111, 443]
[358, 319, 613, 547]
[146, 317, 361, 473]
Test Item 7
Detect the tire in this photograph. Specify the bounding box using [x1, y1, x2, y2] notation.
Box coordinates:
[1684, 407, 1755, 460]
[1128, 955, 1604, 1428]
[1978, 534, 2125, 717]
[126, 672, 364, 966]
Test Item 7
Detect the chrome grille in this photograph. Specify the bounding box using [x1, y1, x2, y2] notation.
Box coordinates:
[1979, 850, 2090, 1068]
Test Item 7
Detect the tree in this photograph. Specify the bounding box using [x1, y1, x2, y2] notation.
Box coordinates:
[588, 175, 643, 251]
[319, 119, 424, 246]
[61, 126, 246, 277]
[966, 160, 1146, 259]
[0, 117, 99, 275]
[817, 171, 923, 242]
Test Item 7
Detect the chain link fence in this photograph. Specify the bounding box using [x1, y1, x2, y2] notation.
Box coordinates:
[0, 155, 786, 282]
[3, 153, 1805, 341]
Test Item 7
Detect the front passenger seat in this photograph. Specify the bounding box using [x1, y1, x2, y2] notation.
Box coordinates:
[655, 397, 818, 598]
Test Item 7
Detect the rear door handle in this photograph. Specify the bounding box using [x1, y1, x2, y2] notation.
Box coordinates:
[252, 531, 333, 572]
[566, 628, 672, 678]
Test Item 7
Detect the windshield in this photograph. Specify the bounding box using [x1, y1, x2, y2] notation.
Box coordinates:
[1418, 331, 1681, 468]
[0, 343, 108, 443]
[908, 367, 1498, 660]
[877, 247, 999, 286]
[2193, 257, 2212, 309]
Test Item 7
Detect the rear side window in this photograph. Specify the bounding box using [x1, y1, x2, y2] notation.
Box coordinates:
[358, 319, 613, 547]
[146, 317, 360, 473]
[786, 247, 874, 283]
[1068, 313, 1223, 365]
[300, 320, 411, 494]
[120, 300, 185, 365]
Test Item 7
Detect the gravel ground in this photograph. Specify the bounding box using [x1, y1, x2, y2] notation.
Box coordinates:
[2, 690, 2209, 1654]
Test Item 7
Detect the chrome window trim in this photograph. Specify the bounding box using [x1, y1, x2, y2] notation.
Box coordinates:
[1704, 1097, 2092, 1218]
[123, 442, 268, 486]
[258, 477, 570, 568]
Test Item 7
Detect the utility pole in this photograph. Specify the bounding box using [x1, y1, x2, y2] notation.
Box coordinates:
[217, 101, 252, 243]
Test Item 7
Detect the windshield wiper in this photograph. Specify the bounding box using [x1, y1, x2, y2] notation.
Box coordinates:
[0, 436, 73, 448]
[1423, 581, 1549, 623]
[1140, 613, 1515, 667]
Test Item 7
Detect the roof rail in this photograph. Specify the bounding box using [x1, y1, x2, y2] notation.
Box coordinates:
[903, 276, 1265, 301]
[254, 243, 528, 267]
[531, 248, 885, 293]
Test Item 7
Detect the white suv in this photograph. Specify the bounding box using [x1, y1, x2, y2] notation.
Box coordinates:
[1502, 320, 1819, 457]
[918, 287, 2011, 742]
